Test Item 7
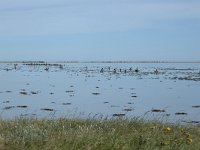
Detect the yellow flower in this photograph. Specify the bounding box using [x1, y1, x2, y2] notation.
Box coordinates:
[160, 141, 170, 145]
[186, 138, 192, 144]
[163, 127, 171, 132]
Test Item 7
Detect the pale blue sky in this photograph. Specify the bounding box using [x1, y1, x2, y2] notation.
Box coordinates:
[0, 0, 200, 61]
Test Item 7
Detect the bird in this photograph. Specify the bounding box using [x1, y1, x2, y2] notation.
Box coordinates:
[154, 69, 159, 74]
[100, 68, 104, 73]
[113, 68, 117, 73]
[135, 67, 139, 73]
[44, 67, 49, 71]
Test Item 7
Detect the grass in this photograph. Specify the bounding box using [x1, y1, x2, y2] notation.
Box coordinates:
[0, 117, 199, 150]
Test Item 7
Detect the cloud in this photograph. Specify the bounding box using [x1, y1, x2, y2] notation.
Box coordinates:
[0, 0, 200, 36]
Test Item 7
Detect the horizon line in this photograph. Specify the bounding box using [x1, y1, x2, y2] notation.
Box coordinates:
[0, 60, 200, 63]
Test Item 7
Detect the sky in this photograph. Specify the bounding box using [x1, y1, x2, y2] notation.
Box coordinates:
[0, 0, 200, 61]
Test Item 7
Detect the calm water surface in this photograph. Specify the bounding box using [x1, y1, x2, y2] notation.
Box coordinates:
[0, 62, 200, 124]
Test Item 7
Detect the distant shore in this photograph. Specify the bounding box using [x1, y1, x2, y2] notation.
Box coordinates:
[1, 61, 200, 64]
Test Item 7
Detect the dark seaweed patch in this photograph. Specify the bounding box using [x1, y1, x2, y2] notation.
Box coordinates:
[62, 103, 71, 105]
[3, 106, 15, 110]
[30, 91, 38, 95]
[66, 90, 74, 93]
[131, 93, 136, 95]
[17, 105, 28, 108]
[20, 91, 28, 95]
[175, 112, 187, 115]
[192, 105, 200, 108]
[127, 102, 134, 104]
[113, 113, 125, 117]
[92, 93, 100, 95]
[131, 95, 138, 98]
[40, 108, 54, 111]
[151, 109, 165, 113]
[123, 108, 133, 112]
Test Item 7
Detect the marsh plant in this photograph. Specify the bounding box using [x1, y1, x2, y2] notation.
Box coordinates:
[0, 117, 199, 150]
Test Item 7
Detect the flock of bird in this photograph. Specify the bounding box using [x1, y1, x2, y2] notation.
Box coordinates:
[99, 67, 159, 74]
[1, 63, 162, 74]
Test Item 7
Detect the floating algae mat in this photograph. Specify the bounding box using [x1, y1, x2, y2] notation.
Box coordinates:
[0, 62, 200, 124]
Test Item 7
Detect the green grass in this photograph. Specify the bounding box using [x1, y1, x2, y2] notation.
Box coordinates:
[0, 117, 199, 150]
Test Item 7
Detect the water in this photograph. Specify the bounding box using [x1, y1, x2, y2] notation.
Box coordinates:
[0, 62, 200, 124]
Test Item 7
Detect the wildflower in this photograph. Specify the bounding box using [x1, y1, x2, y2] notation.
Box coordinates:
[186, 138, 192, 144]
[163, 127, 171, 132]
[160, 141, 170, 145]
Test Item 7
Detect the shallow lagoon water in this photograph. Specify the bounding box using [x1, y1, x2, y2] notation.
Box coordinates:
[0, 62, 200, 124]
